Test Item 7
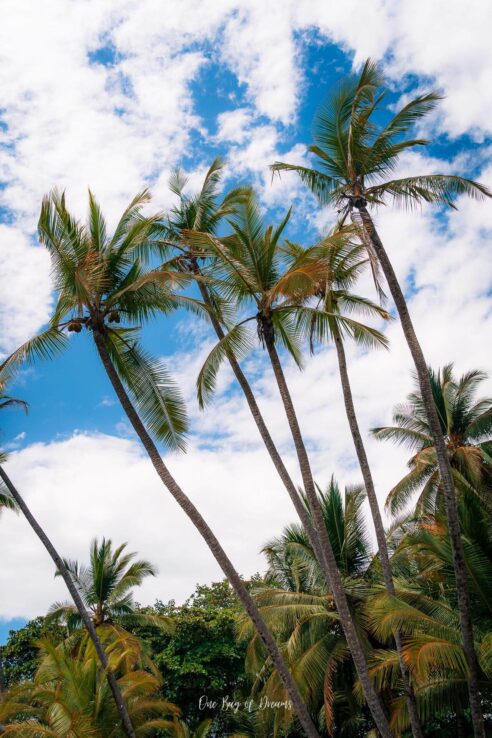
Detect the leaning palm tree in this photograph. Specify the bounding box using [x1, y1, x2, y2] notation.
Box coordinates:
[291, 234, 424, 732]
[162, 162, 327, 581]
[1, 190, 320, 738]
[272, 60, 491, 738]
[0, 636, 180, 737]
[47, 538, 171, 633]
[188, 198, 393, 737]
[372, 364, 492, 516]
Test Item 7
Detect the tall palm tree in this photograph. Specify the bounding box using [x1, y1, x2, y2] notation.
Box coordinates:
[47, 538, 172, 634]
[0, 377, 137, 736]
[372, 364, 492, 516]
[0, 636, 180, 736]
[1, 190, 320, 738]
[271, 60, 491, 738]
[162, 161, 328, 579]
[188, 199, 393, 737]
[292, 234, 424, 733]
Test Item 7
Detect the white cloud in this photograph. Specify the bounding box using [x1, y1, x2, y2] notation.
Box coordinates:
[1, 0, 492, 621]
[0, 432, 299, 619]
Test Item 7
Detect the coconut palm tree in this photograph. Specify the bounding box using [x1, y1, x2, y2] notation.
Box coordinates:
[161, 161, 329, 581]
[189, 202, 393, 737]
[367, 491, 492, 736]
[0, 376, 138, 736]
[1, 190, 320, 738]
[372, 364, 492, 517]
[47, 538, 173, 635]
[0, 636, 180, 736]
[291, 233, 425, 732]
[240, 480, 380, 737]
[271, 60, 491, 738]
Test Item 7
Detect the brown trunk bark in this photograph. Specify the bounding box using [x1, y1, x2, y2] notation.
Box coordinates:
[263, 333, 393, 738]
[92, 329, 321, 738]
[195, 277, 326, 568]
[334, 333, 423, 738]
[456, 702, 468, 738]
[0, 465, 137, 738]
[355, 204, 485, 738]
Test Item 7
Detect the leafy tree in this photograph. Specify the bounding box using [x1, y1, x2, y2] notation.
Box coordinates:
[372, 364, 492, 516]
[132, 582, 247, 733]
[0, 617, 64, 688]
[272, 59, 491, 738]
[2, 190, 320, 738]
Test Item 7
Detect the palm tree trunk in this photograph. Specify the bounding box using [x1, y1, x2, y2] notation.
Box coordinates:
[0, 465, 137, 738]
[355, 203, 485, 738]
[263, 330, 393, 738]
[456, 703, 467, 738]
[92, 329, 321, 738]
[194, 274, 327, 569]
[333, 332, 423, 738]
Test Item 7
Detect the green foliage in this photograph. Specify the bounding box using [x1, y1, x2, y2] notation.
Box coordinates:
[0, 616, 64, 688]
[131, 581, 248, 732]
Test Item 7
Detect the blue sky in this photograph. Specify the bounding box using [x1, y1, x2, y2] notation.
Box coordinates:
[1, 1, 491, 642]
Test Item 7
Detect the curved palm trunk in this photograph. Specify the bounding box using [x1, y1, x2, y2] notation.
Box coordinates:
[92, 329, 321, 738]
[355, 204, 485, 738]
[333, 333, 423, 738]
[195, 276, 327, 568]
[0, 466, 137, 738]
[263, 334, 393, 738]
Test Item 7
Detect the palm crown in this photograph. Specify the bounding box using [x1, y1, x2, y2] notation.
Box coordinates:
[1, 190, 193, 451]
[372, 364, 492, 516]
[271, 59, 491, 215]
[186, 196, 387, 407]
[48, 538, 169, 633]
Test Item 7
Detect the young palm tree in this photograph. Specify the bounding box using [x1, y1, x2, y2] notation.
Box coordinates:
[47, 538, 174, 637]
[0, 378, 137, 736]
[0, 467, 138, 738]
[240, 480, 380, 737]
[271, 60, 491, 738]
[188, 199, 393, 737]
[368, 492, 492, 736]
[162, 161, 328, 574]
[372, 364, 492, 516]
[1, 190, 321, 738]
[0, 636, 180, 736]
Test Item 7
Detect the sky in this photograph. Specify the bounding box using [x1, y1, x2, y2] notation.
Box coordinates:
[1, 0, 492, 644]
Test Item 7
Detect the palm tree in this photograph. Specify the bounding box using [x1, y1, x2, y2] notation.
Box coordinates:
[372, 364, 492, 516]
[0, 636, 180, 736]
[47, 538, 171, 633]
[1, 190, 320, 738]
[271, 60, 491, 738]
[162, 161, 328, 582]
[189, 201, 393, 738]
[368, 491, 492, 736]
[0, 377, 137, 736]
[240, 480, 379, 737]
[292, 233, 425, 733]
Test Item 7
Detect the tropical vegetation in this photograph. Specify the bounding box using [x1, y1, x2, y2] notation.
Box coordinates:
[0, 59, 491, 737]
